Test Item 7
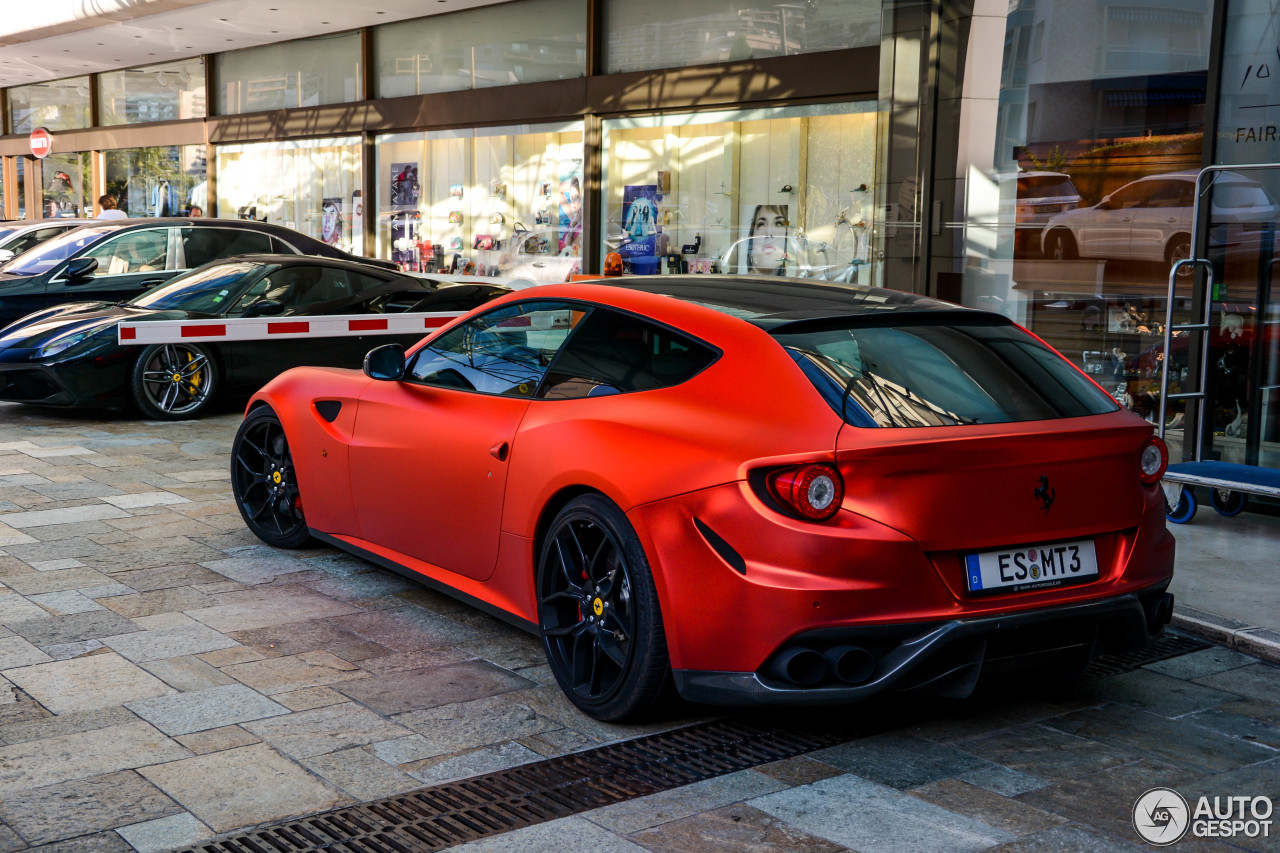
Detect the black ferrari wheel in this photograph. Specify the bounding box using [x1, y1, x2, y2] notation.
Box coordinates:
[231, 406, 313, 549]
[537, 494, 673, 721]
[130, 343, 218, 420]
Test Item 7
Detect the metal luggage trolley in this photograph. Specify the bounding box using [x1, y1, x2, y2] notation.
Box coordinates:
[1157, 163, 1280, 523]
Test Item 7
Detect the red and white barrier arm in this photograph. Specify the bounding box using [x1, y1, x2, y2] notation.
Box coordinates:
[117, 312, 466, 346]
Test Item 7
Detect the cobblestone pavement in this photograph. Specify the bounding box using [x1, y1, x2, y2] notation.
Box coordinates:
[0, 403, 1274, 853]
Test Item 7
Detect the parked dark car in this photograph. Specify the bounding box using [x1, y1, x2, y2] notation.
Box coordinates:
[0, 219, 97, 264]
[0, 254, 513, 419]
[0, 218, 393, 330]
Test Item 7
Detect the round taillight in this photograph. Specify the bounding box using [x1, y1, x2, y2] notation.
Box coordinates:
[1139, 435, 1168, 484]
[769, 463, 844, 521]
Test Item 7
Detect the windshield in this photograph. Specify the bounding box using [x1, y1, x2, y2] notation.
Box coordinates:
[131, 262, 262, 313]
[3, 226, 114, 276]
[775, 318, 1117, 427]
[0, 226, 20, 243]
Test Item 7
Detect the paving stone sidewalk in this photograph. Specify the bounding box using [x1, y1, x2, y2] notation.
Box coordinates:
[0, 404, 1275, 853]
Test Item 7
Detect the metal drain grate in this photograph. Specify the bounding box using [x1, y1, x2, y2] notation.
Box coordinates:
[1084, 630, 1212, 678]
[177, 717, 850, 853]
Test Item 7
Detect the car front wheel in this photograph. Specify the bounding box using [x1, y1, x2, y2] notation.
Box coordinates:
[231, 406, 314, 548]
[537, 494, 673, 721]
[130, 343, 218, 420]
[1045, 230, 1078, 261]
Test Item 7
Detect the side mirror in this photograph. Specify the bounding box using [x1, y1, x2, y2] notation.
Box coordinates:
[364, 343, 405, 381]
[243, 299, 285, 318]
[64, 257, 98, 281]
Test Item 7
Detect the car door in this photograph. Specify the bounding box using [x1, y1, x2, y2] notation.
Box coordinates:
[223, 265, 346, 391]
[347, 299, 583, 581]
[57, 227, 177, 303]
[1126, 179, 1192, 262]
[1077, 182, 1154, 259]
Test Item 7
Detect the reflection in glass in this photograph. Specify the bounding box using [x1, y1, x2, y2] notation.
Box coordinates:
[7, 78, 91, 133]
[217, 33, 360, 114]
[99, 59, 207, 125]
[103, 146, 208, 218]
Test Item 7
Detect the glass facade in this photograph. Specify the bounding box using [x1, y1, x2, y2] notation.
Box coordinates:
[99, 58, 206, 125]
[42, 152, 91, 218]
[217, 32, 361, 114]
[604, 0, 880, 73]
[216, 137, 362, 251]
[373, 0, 585, 98]
[601, 102, 877, 280]
[103, 146, 208, 218]
[375, 123, 584, 276]
[8, 77, 91, 133]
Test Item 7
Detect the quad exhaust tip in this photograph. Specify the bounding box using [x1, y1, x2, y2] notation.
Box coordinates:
[767, 645, 877, 686]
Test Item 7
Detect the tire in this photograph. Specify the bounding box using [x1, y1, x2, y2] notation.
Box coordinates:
[1166, 487, 1197, 524]
[130, 343, 218, 420]
[536, 494, 673, 721]
[1167, 235, 1192, 276]
[1045, 230, 1077, 261]
[1210, 488, 1247, 517]
[231, 406, 314, 549]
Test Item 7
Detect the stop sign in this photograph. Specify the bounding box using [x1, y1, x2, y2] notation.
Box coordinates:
[29, 128, 52, 159]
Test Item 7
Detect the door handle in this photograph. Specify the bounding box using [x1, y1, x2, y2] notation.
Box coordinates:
[1166, 218, 1178, 223]
[1121, 217, 1133, 223]
[139, 278, 166, 286]
[489, 441, 509, 462]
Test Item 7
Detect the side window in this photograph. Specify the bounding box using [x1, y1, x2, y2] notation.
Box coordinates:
[254, 266, 328, 311]
[407, 300, 583, 396]
[539, 308, 718, 399]
[181, 228, 273, 268]
[83, 229, 170, 275]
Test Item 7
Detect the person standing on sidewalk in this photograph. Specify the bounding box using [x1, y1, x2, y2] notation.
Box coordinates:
[96, 195, 128, 220]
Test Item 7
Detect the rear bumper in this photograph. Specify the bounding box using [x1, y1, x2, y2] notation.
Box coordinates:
[673, 584, 1173, 706]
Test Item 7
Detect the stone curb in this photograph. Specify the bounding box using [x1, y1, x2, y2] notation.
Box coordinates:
[1172, 604, 1280, 665]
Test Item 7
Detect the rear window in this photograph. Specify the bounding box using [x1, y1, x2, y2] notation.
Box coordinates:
[1017, 176, 1079, 199]
[774, 318, 1117, 427]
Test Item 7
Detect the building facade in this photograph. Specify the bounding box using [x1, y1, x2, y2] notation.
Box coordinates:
[0, 0, 1275, 474]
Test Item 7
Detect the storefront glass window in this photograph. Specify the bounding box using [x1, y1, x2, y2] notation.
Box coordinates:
[99, 58, 207, 125]
[601, 102, 877, 281]
[103, 146, 209, 218]
[375, 123, 584, 276]
[216, 33, 361, 115]
[14, 159, 26, 220]
[956, 0, 1213, 460]
[42, 152, 91, 219]
[374, 0, 585, 98]
[604, 0, 879, 74]
[216, 137, 362, 251]
[1210, 0, 1280, 469]
[8, 78, 91, 133]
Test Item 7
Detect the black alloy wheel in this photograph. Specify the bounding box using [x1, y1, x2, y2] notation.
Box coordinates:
[130, 343, 218, 420]
[537, 494, 673, 721]
[231, 406, 313, 548]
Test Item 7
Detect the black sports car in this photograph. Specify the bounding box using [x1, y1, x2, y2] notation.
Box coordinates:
[0, 254, 512, 419]
[0, 217, 395, 330]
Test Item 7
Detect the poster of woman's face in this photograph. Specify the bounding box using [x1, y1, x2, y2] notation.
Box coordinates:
[745, 204, 788, 275]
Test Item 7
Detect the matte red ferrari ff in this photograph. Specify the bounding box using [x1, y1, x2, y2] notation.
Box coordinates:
[231, 277, 1175, 721]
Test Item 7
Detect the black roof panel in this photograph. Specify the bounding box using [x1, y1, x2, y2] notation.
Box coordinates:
[600, 275, 969, 328]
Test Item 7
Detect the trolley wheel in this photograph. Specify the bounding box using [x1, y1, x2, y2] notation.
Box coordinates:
[1210, 488, 1247, 517]
[1166, 487, 1197, 524]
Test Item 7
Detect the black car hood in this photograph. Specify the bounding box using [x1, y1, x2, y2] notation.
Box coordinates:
[0, 302, 209, 350]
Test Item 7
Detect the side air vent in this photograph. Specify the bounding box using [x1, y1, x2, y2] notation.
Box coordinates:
[694, 518, 746, 575]
[315, 400, 342, 423]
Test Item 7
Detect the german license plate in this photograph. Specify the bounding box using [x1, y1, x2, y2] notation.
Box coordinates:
[964, 540, 1098, 596]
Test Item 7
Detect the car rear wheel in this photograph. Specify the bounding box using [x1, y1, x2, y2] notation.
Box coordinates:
[1167, 235, 1192, 276]
[537, 494, 673, 721]
[1045, 230, 1077, 261]
[231, 406, 314, 548]
[130, 343, 218, 420]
